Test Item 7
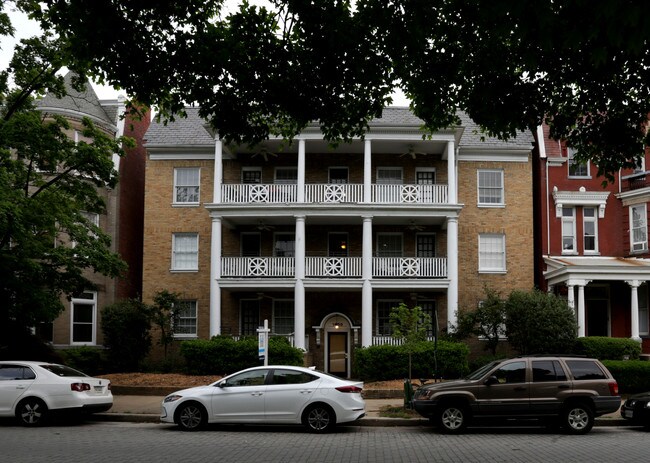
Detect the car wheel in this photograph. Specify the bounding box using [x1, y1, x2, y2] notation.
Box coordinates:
[16, 398, 48, 427]
[303, 403, 336, 433]
[562, 403, 594, 434]
[176, 402, 207, 431]
[437, 403, 468, 434]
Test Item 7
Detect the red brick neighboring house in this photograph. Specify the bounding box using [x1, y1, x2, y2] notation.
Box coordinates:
[535, 124, 650, 356]
[35, 72, 149, 347]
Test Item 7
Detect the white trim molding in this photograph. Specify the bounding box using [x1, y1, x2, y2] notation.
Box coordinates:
[552, 186, 609, 218]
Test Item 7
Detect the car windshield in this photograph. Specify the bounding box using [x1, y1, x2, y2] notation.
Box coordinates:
[40, 364, 88, 377]
[465, 360, 502, 380]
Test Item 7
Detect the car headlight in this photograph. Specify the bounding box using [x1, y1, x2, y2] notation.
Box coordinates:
[645, 401, 650, 409]
[164, 395, 183, 403]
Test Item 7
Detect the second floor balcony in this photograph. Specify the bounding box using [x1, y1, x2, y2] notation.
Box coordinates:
[221, 183, 449, 205]
[220, 256, 447, 279]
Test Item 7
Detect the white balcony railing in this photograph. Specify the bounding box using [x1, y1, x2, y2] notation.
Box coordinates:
[221, 257, 295, 277]
[220, 257, 446, 278]
[305, 257, 362, 277]
[372, 335, 438, 346]
[221, 183, 448, 205]
[373, 257, 447, 278]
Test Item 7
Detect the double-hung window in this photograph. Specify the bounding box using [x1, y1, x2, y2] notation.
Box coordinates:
[376, 300, 400, 336]
[583, 207, 598, 254]
[478, 233, 506, 272]
[174, 168, 200, 204]
[172, 233, 199, 270]
[173, 301, 197, 337]
[71, 292, 97, 344]
[477, 170, 504, 206]
[630, 204, 648, 252]
[273, 299, 294, 335]
[567, 148, 589, 177]
[562, 207, 576, 253]
[240, 299, 261, 336]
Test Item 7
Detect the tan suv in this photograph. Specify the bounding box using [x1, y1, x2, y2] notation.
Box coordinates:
[412, 356, 620, 434]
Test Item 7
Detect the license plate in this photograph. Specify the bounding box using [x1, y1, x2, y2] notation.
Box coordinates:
[94, 386, 103, 392]
[623, 410, 633, 418]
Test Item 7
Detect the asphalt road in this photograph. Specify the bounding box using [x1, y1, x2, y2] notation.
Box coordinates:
[1, 421, 648, 463]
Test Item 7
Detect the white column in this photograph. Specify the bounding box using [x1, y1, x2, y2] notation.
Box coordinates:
[362, 216, 373, 346]
[627, 280, 642, 342]
[446, 217, 459, 331]
[446, 141, 457, 204]
[294, 216, 306, 350]
[209, 216, 222, 337]
[213, 138, 223, 203]
[577, 282, 586, 337]
[363, 139, 372, 203]
[297, 139, 306, 203]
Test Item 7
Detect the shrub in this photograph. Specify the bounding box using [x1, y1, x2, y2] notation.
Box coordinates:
[180, 336, 304, 375]
[602, 360, 650, 394]
[575, 337, 641, 360]
[352, 340, 469, 381]
[101, 299, 152, 372]
[504, 289, 577, 355]
[60, 346, 106, 375]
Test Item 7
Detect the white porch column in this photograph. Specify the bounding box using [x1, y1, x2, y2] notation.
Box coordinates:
[297, 139, 306, 203]
[577, 282, 586, 338]
[446, 141, 457, 204]
[294, 215, 306, 350]
[363, 139, 372, 203]
[627, 280, 642, 342]
[446, 217, 459, 331]
[362, 216, 373, 346]
[213, 137, 223, 203]
[209, 216, 222, 337]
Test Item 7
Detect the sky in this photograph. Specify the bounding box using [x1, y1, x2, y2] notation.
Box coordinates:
[1, 5, 409, 105]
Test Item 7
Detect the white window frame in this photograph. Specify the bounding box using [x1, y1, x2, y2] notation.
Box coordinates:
[562, 207, 577, 254]
[630, 204, 648, 253]
[173, 300, 198, 338]
[72, 211, 99, 250]
[172, 233, 199, 271]
[376, 167, 403, 184]
[477, 169, 504, 206]
[478, 233, 506, 273]
[173, 167, 200, 205]
[567, 147, 590, 178]
[70, 292, 97, 345]
[241, 167, 262, 184]
[274, 167, 297, 184]
[583, 207, 598, 255]
[272, 299, 294, 335]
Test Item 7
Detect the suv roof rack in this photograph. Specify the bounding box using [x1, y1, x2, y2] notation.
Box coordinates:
[516, 354, 587, 358]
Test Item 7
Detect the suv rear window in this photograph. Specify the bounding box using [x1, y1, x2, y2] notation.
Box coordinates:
[564, 360, 607, 380]
[532, 360, 567, 382]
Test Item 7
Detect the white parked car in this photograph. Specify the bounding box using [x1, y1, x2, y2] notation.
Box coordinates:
[0, 360, 113, 426]
[161, 365, 366, 432]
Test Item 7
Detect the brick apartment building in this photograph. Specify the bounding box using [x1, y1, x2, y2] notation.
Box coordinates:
[35, 72, 149, 347]
[536, 124, 650, 355]
[143, 107, 535, 376]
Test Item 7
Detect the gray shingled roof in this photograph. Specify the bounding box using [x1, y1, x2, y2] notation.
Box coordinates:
[145, 105, 534, 149]
[36, 72, 115, 129]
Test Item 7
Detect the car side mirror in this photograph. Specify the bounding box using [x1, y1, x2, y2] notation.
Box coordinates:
[485, 375, 499, 386]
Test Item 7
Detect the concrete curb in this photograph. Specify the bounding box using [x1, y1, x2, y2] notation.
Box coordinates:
[89, 413, 631, 427]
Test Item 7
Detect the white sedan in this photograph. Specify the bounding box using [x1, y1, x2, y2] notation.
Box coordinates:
[161, 365, 366, 432]
[0, 361, 113, 426]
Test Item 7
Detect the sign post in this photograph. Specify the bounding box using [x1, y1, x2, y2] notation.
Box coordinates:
[257, 319, 270, 366]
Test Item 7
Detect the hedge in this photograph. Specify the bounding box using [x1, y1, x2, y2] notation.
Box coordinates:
[602, 360, 650, 394]
[574, 337, 642, 360]
[180, 336, 304, 375]
[352, 340, 470, 381]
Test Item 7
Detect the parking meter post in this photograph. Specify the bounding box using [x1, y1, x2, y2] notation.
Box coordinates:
[404, 378, 413, 409]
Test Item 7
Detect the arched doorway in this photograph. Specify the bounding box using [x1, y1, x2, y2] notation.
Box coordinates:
[320, 313, 353, 378]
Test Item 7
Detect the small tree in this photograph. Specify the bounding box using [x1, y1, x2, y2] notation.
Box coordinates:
[389, 303, 432, 379]
[504, 289, 577, 355]
[148, 290, 181, 360]
[453, 287, 506, 355]
[101, 299, 151, 372]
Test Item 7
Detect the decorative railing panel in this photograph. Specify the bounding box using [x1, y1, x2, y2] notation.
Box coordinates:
[305, 257, 362, 277]
[373, 257, 447, 278]
[221, 257, 295, 277]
